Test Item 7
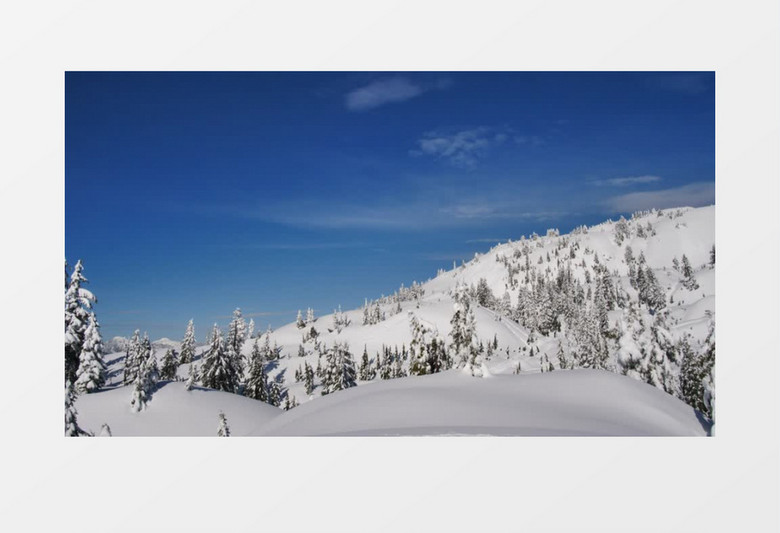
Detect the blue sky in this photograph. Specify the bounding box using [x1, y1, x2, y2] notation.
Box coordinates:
[65, 71, 714, 341]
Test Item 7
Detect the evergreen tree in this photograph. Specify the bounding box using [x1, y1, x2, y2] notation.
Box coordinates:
[448, 300, 476, 370]
[185, 364, 197, 391]
[226, 309, 247, 376]
[244, 349, 269, 402]
[64, 259, 97, 384]
[358, 345, 372, 381]
[679, 333, 715, 419]
[681, 254, 700, 290]
[297, 344, 306, 358]
[304, 361, 315, 395]
[129, 346, 159, 413]
[75, 313, 106, 393]
[709, 245, 715, 267]
[321, 343, 357, 395]
[247, 319, 255, 340]
[65, 379, 88, 436]
[123, 330, 143, 385]
[179, 319, 196, 364]
[159, 347, 180, 381]
[306, 307, 315, 324]
[217, 412, 230, 437]
[99, 423, 112, 437]
[296, 309, 306, 329]
[199, 324, 240, 393]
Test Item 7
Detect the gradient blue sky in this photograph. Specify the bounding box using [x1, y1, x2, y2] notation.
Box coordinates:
[65, 71, 714, 341]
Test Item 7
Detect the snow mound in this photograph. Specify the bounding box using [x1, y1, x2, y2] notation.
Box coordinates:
[75, 381, 282, 436]
[252, 369, 709, 436]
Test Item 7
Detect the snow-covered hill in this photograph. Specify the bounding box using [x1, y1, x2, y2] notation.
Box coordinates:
[77, 205, 715, 436]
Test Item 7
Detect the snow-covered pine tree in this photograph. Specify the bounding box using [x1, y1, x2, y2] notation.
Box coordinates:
[179, 319, 196, 365]
[306, 307, 315, 324]
[129, 347, 159, 413]
[99, 423, 112, 437]
[303, 361, 315, 395]
[681, 254, 700, 290]
[321, 343, 356, 395]
[185, 364, 197, 391]
[679, 333, 715, 419]
[217, 412, 230, 436]
[159, 347, 179, 381]
[244, 346, 269, 402]
[123, 330, 143, 385]
[65, 259, 97, 384]
[247, 319, 255, 340]
[448, 299, 476, 370]
[358, 345, 372, 380]
[199, 324, 240, 393]
[65, 379, 89, 436]
[226, 308, 247, 376]
[296, 310, 306, 329]
[75, 313, 106, 393]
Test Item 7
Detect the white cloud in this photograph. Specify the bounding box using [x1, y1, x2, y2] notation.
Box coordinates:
[411, 127, 496, 168]
[593, 175, 663, 187]
[606, 182, 715, 213]
[345, 78, 424, 111]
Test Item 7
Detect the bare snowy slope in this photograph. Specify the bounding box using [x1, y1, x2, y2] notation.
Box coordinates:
[252, 369, 709, 436]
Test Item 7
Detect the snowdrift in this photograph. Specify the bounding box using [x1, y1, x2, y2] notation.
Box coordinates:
[253, 369, 708, 436]
[75, 381, 281, 436]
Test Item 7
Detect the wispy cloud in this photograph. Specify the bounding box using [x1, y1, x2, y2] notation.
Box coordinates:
[410, 127, 508, 168]
[606, 182, 715, 213]
[592, 175, 662, 187]
[345, 77, 450, 111]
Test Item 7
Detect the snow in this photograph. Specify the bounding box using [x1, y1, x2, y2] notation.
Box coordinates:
[78, 205, 715, 436]
[253, 370, 707, 436]
[76, 381, 281, 436]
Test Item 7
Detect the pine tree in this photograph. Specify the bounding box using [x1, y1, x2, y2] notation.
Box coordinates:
[65, 260, 97, 384]
[306, 307, 315, 324]
[358, 345, 372, 381]
[217, 412, 230, 436]
[129, 346, 159, 413]
[75, 313, 106, 393]
[185, 364, 197, 391]
[321, 343, 356, 394]
[226, 309, 247, 376]
[123, 330, 143, 385]
[304, 361, 315, 395]
[448, 300, 476, 369]
[709, 245, 715, 267]
[244, 348, 269, 402]
[681, 254, 700, 290]
[159, 347, 179, 381]
[199, 324, 240, 393]
[99, 423, 112, 437]
[296, 309, 306, 329]
[65, 379, 89, 436]
[297, 344, 306, 358]
[179, 319, 196, 364]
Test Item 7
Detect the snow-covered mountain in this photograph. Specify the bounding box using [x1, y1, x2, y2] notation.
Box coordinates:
[77, 205, 715, 436]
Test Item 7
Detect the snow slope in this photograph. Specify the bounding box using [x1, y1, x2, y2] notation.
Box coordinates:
[75, 370, 708, 436]
[79, 206, 715, 436]
[76, 381, 281, 436]
[253, 369, 708, 436]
